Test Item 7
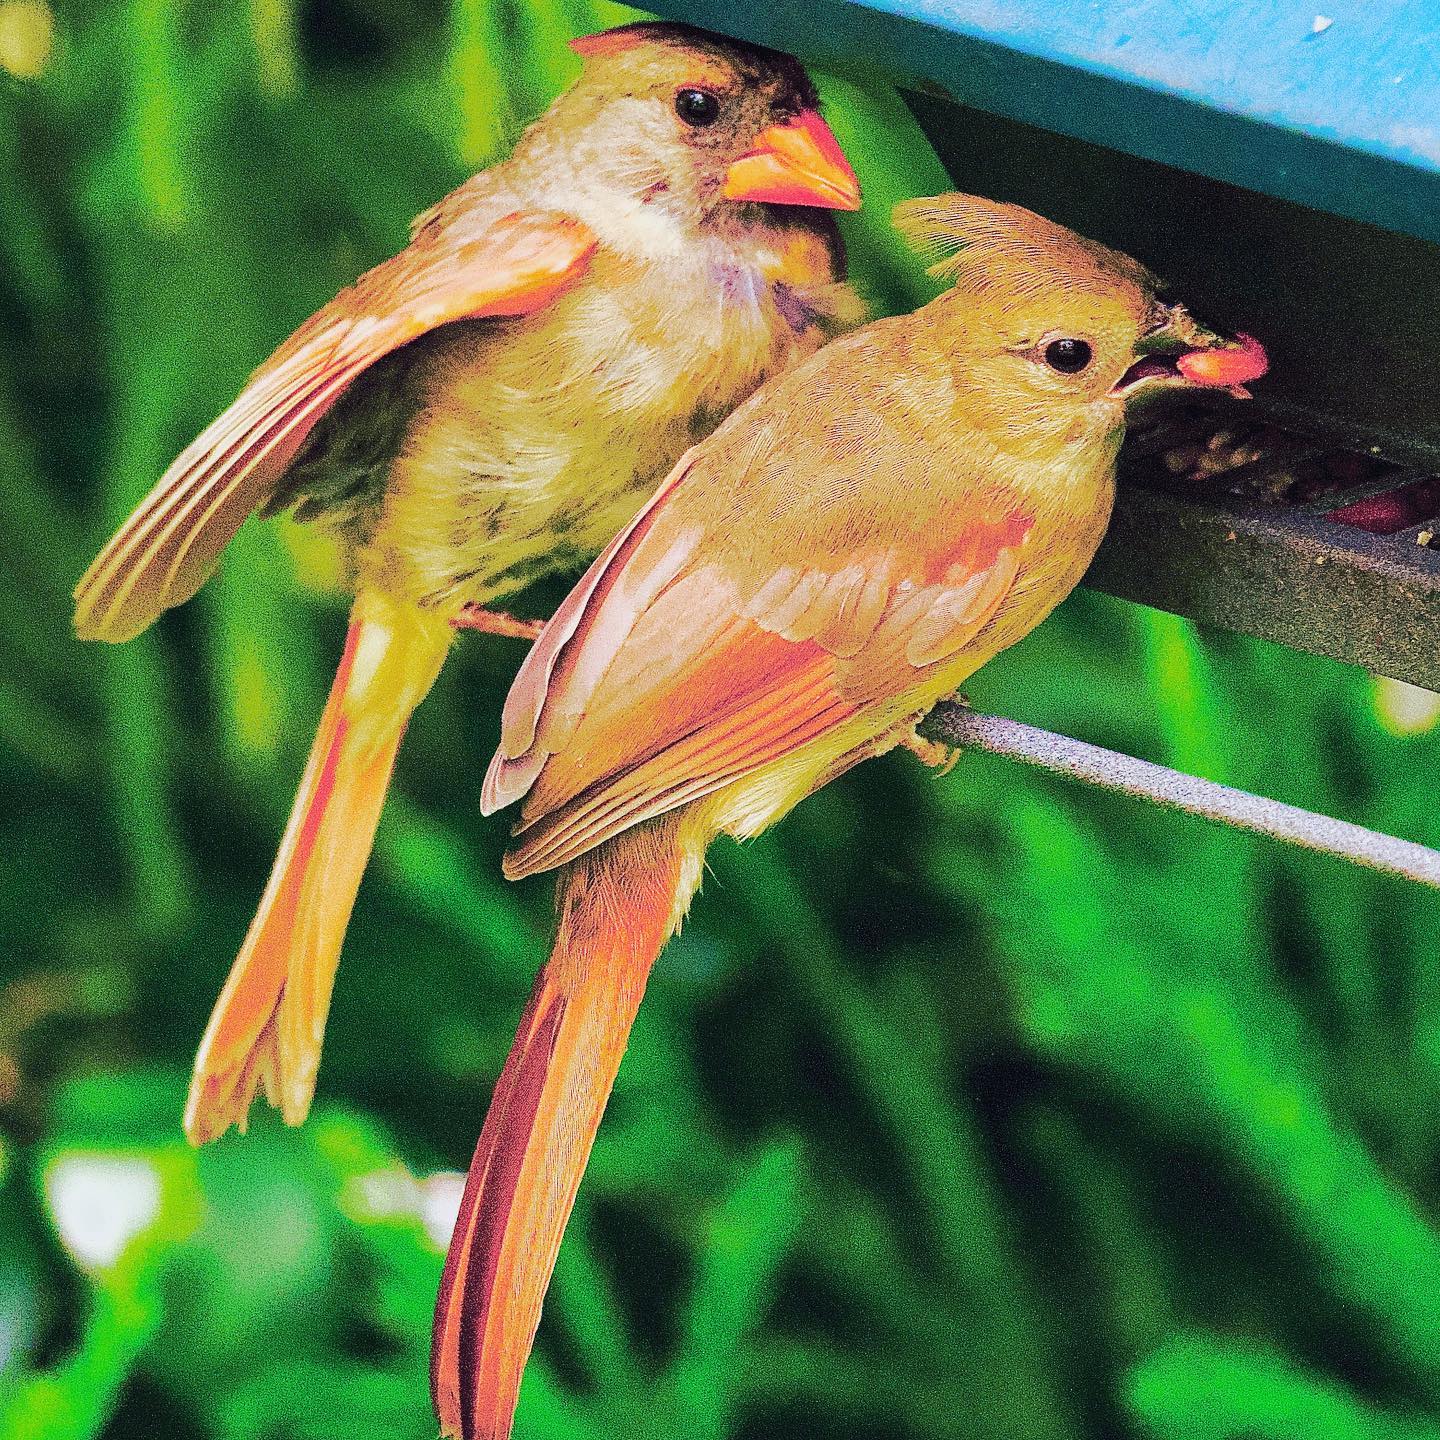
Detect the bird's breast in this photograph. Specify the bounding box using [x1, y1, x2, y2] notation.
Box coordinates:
[367, 248, 834, 609]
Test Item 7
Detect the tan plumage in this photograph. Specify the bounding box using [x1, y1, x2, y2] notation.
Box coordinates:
[437, 192, 1267, 1438]
[71, 20, 863, 1144]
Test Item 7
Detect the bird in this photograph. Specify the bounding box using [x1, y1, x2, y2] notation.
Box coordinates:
[432, 191, 1269, 1438]
[70, 20, 863, 1146]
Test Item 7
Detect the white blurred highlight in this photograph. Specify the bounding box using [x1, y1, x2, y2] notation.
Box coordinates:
[343, 1167, 465, 1250]
[45, 1153, 161, 1270]
[419, 1171, 465, 1249]
[1373, 676, 1440, 736]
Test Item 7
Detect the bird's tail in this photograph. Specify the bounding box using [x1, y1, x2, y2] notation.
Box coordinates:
[184, 590, 451, 1144]
[431, 815, 698, 1440]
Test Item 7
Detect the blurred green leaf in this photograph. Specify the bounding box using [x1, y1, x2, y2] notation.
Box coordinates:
[1127, 1337, 1440, 1440]
[657, 1138, 806, 1439]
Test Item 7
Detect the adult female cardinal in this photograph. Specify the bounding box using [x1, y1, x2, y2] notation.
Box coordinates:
[71, 22, 862, 1143]
[434, 193, 1268, 1437]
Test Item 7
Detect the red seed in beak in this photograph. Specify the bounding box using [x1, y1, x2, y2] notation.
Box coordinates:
[1177, 332, 1269, 389]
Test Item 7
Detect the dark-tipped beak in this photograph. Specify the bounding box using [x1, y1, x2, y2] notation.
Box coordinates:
[1114, 305, 1269, 402]
[722, 109, 861, 211]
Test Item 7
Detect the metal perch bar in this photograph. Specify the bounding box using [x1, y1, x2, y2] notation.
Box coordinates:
[921, 705, 1440, 890]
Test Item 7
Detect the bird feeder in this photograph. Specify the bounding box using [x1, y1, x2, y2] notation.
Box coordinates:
[650, 0, 1440, 873]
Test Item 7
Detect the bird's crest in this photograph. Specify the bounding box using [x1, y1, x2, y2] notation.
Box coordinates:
[569, 21, 700, 59]
[892, 193, 1155, 293]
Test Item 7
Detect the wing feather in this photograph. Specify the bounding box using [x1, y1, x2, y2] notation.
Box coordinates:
[75, 348, 338, 614]
[483, 454, 704, 809]
[505, 646, 845, 876]
[74, 209, 596, 642]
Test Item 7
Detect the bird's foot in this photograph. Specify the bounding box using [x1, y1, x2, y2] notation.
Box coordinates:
[451, 606, 545, 640]
[901, 696, 968, 775]
[901, 730, 962, 775]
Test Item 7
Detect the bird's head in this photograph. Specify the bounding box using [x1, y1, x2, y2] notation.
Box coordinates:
[893, 194, 1266, 432]
[530, 22, 859, 233]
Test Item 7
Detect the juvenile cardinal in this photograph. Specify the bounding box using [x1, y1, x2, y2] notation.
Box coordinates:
[434, 193, 1268, 1437]
[72, 22, 862, 1143]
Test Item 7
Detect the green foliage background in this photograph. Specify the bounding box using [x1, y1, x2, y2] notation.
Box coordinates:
[4, 2, 1440, 1437]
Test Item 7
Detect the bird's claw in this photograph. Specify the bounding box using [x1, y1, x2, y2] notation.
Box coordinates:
[900, 698, 967, 775]
[452, 606, 545, 640]
[901, 730, 962, 775]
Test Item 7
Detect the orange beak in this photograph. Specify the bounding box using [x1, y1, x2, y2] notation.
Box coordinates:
[722, 109, 861, 211]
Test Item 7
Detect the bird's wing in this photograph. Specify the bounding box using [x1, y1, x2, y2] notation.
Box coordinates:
[73, 208, 597, 642]
[483, 402, 1032, 878]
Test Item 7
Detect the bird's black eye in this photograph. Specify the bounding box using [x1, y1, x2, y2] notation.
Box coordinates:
[675, 88, 721, 127]
[1044, 338, 1093, 374]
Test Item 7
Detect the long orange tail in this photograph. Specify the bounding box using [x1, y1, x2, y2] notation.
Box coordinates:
[431, 816, 698, 1440]
[184, 591, 450, 1144]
